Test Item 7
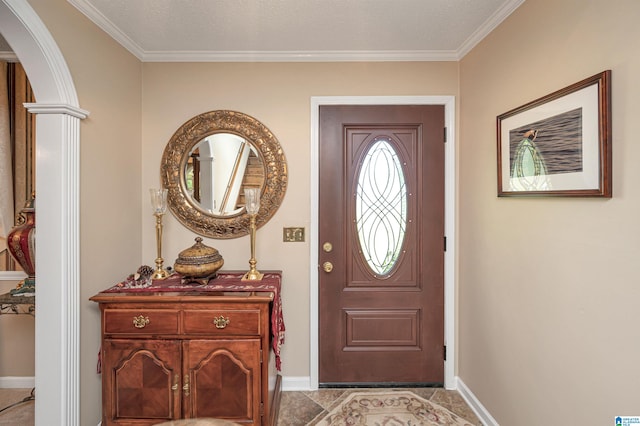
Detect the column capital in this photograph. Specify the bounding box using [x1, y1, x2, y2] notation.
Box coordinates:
[24, 103, 89, 119]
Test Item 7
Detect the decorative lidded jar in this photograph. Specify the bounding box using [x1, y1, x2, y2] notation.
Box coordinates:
[7, 194, 36, 287]
[174, 237, 224, 278]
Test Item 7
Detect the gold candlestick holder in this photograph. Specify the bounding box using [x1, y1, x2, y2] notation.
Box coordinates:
[242, 188, 263, 281]
[150, 188, 170, 280]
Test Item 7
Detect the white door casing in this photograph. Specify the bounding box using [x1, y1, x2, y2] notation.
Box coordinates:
[309, 96, 456, 390]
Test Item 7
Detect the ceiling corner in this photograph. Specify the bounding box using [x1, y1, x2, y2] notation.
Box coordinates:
[67, 0, 145, 60]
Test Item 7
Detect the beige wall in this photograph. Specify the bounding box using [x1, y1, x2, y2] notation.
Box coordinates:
[459, 0, 640, 424]
[6, 2, 458, 422]
[7, 0, 640, 424]
[0, 281, 34, 376]
[141, 61, 459, 377]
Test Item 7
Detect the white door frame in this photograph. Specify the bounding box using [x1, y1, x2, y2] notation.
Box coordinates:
[309, 96, 456, 390]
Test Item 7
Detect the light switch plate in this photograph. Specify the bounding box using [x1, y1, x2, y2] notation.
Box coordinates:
[283, 227, 305, 242]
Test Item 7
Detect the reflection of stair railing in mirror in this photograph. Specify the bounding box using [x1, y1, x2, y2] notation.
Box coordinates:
[186, 134, 263, 217]
[219, 140, 250, 215]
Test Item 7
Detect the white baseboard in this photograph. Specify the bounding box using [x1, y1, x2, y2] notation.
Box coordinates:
[281, 375, 313, 391]
[456, 376, 499, 426]
[0, 376, 35, 388]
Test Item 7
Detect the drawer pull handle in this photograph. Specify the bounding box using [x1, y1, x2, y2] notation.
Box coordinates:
[171, 374, 179, 392]
[213, 316, 230, 329]
[183, 375, 190, 396]
[132, 315, 150, 329]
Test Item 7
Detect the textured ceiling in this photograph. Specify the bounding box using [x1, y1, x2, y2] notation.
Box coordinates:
[68, 0, 524, 61]
[0, 0, 525, 62]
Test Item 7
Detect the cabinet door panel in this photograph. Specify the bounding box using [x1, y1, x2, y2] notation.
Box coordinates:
[184, 339, 261, 424]
[103, 339, 181, 425]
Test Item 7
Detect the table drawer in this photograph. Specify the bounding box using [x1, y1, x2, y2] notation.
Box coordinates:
[183, 309, 261, 335]
[104, 309, 179, 334]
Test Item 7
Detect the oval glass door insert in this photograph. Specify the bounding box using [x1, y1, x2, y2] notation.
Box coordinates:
[355, 138, 407, 276]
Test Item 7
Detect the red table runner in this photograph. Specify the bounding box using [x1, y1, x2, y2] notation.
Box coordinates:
[103, 271, 285, 371]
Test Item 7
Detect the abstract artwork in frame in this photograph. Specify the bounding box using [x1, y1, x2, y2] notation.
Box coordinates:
[497, 70, 611, 197]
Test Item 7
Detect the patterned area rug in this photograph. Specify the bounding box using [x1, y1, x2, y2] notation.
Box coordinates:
[315, 391, 474, 426]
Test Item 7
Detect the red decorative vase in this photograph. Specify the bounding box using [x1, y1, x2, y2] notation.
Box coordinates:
[7, 195, 35, 288]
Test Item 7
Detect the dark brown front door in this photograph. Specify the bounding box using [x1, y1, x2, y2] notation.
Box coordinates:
[319, 104, 445, 385]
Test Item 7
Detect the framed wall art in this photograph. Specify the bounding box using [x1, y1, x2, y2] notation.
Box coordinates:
[497, 70, 611, 197]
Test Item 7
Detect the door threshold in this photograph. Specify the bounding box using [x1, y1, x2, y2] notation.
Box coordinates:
[319, 382, 444, 388]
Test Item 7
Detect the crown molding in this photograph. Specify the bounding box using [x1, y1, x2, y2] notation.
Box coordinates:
[141, 49, 460, 63]
[457, 0, 525, 59]
[67, 0, 145, 60]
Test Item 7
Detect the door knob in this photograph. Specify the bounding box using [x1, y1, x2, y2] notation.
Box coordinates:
[322, 261, 333, 273]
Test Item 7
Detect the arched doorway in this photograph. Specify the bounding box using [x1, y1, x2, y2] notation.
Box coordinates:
[0, 1, 87, 424]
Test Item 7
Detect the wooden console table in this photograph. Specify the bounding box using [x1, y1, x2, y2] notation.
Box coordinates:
[91, 271, 283, 426]
[0, 291, 34, 316]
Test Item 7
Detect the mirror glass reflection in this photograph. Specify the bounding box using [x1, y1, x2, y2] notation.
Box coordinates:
[184, 133, 264, 217]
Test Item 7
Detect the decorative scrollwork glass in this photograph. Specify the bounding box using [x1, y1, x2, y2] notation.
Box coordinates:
[355, 138, 407, 276]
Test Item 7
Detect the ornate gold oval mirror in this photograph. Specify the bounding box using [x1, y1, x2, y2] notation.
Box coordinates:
[161, 110, 287, 239]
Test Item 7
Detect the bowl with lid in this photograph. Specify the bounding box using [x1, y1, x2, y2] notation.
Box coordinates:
[174, 237, 224, 279]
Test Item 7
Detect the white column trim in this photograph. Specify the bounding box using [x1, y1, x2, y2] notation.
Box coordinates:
[1, 1, 85, 425]
[0, 0, 79, 105]
[309, 96, 456, 389]
[25, 103, 89, 119]
[30, 109, 84, 426]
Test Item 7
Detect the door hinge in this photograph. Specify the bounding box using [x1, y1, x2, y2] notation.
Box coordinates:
[260, 349, 263, 364]
[444, 345, 447, 361]
[260, 402, 264, 415]
[444, 127, 447, 143]
[444, 236, 447, 252]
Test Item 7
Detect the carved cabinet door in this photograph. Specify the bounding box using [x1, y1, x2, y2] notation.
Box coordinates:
[183, 339, 262, 424]
[102, 339, 182, 426]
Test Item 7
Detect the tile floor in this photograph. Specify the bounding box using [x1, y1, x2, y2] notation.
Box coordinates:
[0, 388, 34, 425]
[276, 387, 482, 425]
[0, 387, 482, 425]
